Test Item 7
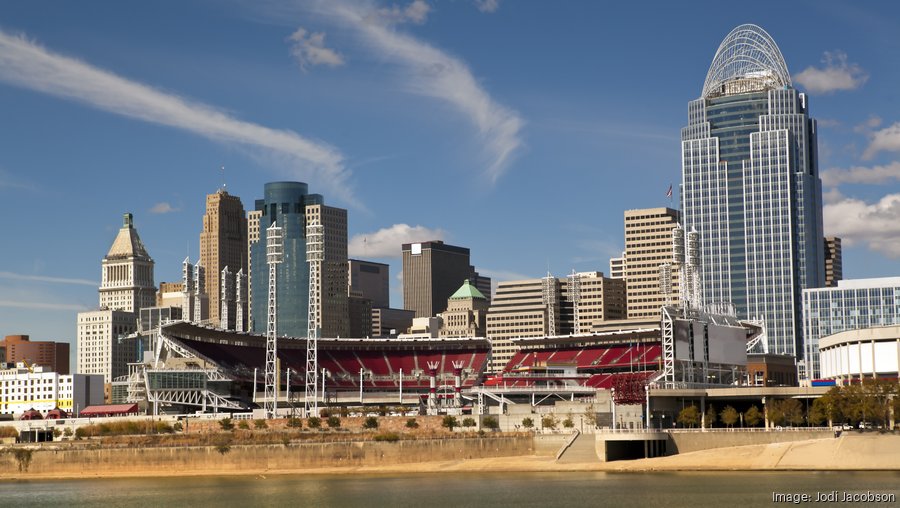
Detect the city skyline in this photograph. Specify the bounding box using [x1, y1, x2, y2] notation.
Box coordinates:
[2, 1, 900, 348]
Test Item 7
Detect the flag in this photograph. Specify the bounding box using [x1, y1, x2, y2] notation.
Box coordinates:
[666, 184, 673, 199]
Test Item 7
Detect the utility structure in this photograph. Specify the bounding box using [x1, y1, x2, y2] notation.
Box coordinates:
[567, 271, 583, 335]
[264, 222, 283, 419]
[541, 273, 559, 336]
[305, 218, 324, 417]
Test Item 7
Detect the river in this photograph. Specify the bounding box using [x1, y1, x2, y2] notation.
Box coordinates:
[2, 471, 898, 507]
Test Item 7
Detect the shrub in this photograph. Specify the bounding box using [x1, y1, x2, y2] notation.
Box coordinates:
[462, 417, 476, 428]
[219, 417, 235, 431]
[541, 415, 558, 430]
[442, 415, 459, 431]
[562, 418, 574, 429]
[373, 431, 399, 442]
[63, 428, 73, 437]
[307, 416, 321, 429]
[319, 408, 331, 418]
[483, 416, 500, 431]
[363, 416, 379, 429]
[326, 416, 341, 428]
[173, 422, 183, 432]
[216, 443, 231, 455]
[253, 419, 268, 430]
[405, 418, 419, 429]
[52, 428, 62, 438]
[238, 420, 250, 430]
[0, 426, 19, 438]
[286, 417, 303, 429]
[521, 417, 534, 429]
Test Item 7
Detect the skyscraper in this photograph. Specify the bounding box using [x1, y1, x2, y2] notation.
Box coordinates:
[402, 241, 473, 318]
[681, 24, 824, 357]
[199, 189, 248, 329]
[249, 182, 349, 338]
[98, 213, 156, 313]
[623, 207, 682, 319]
[824, 237, 843, 288]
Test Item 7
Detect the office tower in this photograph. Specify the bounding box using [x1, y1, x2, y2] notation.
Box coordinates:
[802, 277, 900, 380]
[98, 213, 155, 313]
[470, 269, 493, 304]
[402, 241, 473, 318]
[681, 24, 824, 356]
[623, 208, 682, 319]
[348, 259, 390, 308]
[1, 335, 70, 374]
[249, 182, 348, 338]
[609, 253, 626, 280]
[78, 213, 152, 389]
[370, 308, 415, 338]
[199, 189, 248, 328]
[439, 280, 489, 338]
[156, 282, 183, 307]
[824, 237, 843, 288]
[246, 209, 262, 328]
[485, 272, 625, 372]
[305, 203, 349, 338]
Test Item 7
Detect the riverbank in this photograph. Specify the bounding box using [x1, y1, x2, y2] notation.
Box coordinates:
[4, 433, 899, 480]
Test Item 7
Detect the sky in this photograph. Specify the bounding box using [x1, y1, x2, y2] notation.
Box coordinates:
[2, 0, 900, 349]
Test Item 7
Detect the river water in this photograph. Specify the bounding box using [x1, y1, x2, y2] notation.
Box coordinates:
[2, 471, 898, 507]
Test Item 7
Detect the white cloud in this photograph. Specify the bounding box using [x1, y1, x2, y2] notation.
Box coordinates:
[0, 299, 88, 311]
[853, 114, 881, 133]
[0, 29, 354, 202]
[348, 224, 445, 258]
[794, 51, 868, 94]
[824, 193, 900, 257]
[288, 27, 346, 69]
[475, 267, 531, 283]
[0, 271, 97, 286]
[864, 123, 900, 160]
[474, 0, 500, 13]
[821, 161, 900, 188]
[327, 2, 524, 183]
[150, 202, 179, 214]
[377, 0, 430, 24]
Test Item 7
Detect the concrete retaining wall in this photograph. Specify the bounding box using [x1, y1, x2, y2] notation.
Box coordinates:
[4, 437, 533, 477]
[669, 430, 833, 454]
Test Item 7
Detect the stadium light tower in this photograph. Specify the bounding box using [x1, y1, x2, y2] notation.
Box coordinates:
[305, 218, 324, 417]
[264, 222, 283, 419]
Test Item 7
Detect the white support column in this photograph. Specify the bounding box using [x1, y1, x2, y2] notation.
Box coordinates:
[264, 222, 283, 419]
[305, 219, 324, 417]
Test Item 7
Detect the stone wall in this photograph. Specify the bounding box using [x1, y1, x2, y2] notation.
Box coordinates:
[669, 430, 833, 454]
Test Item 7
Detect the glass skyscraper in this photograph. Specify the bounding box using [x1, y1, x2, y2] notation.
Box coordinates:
[250, 182, 323, 337]
[681, 24, 825, 357]
[803, 278, 900, 380]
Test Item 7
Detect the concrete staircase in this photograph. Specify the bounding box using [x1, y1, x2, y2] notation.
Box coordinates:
[556, 432, 598, 463]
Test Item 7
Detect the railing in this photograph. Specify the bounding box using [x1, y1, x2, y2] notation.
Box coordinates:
[595, 426, 832, 434]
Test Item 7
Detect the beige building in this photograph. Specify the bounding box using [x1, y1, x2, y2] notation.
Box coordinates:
[824, 236, 842, 288]
[99, 213, 155, 313]
[439, 280, 489, 338]
[306, 203, 349, 338]
[246, 209, 262, 328]
[609, 252, 626, 279]
[623, 207, 681, 319]
[156, 281, 183, 308]
[485, 272, 625, 372]
[199, 189, 248, 329]
[78, 213, 153, 391]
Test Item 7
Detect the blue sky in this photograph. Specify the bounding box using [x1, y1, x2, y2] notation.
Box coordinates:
[2, 0, 900, 347]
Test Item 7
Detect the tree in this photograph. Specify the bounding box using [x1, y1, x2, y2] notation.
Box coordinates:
[744, 405, 762, 427]
[703, 404, 717, 428]
[462, 417, 476, 428]
[521, 417, 534, 430]
[583, 404, 598, 428]
[286, 417, 303, 429]
[483, 416, 500, 431]
[442, 415, 459, 431]
[307, 416, 322, 429]
[677, 405, 699, 428]
[563, 412, 575, 429]
[253, 419, 268, 430]
[363, 416, 378, 429]
[808, 397, 830, 426]
[766, 400, 785, 426]
[218, 417, 234, 431]
[781, 399, 804, 427]
[541, 414, 559, 430]
[326, 416, 341, 428]
[720, 406, 739, 428]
